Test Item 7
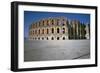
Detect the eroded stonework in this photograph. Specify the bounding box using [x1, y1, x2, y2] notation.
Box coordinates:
[29, 17, 90, 40]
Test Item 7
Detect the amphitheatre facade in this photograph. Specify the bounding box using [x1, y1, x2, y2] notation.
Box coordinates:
[29, 17, 90, 40]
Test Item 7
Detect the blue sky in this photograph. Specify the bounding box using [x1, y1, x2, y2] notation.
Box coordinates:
[24, 11, 90, 38]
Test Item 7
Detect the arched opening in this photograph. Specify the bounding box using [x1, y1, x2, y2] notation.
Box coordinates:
[38, 29, 40, 34]
[57, 37, 59, 40]
[63, 37, 65, 40]
[52, 28, 54, 34]
[42, 37, 44, 40]
[52, 19, 54, 25]
[42, 20, 44, 26]
[62, 28, 65, 34]
[63, 23, 65, 26]
[62, 19, 65, 26]
[47, 37, 49, 40]
[47, 29, 49, 34]
[35, 30, 37, 34]
[51, 37, 54, 40]
[57, 28, 59, 33]
[38, 37, 40, 40]
[42, 29, 44, 34]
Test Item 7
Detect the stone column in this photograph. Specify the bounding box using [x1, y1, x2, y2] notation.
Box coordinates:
[85, 24, 90, 39]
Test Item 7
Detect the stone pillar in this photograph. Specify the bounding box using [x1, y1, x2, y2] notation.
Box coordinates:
[85, 24, 90, 39]
[72, 20, 76, 39]
[76, 20, 80, 39]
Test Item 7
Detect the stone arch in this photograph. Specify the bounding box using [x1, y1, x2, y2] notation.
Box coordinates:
[35, 37, 37, 40]
[62, 27, 65, 34]
[42, 20, 44, 26]
[38, 37, 40, 40]
[51, 28, 54, 34]
[51, 19, 54, 25]
[33, 30, 34, 35]
[35, 30, 37, 34]
[57, 37, 59, 40]
[42, 29, 44, 34]
[38, 29, 40, 34]
[51, 37, 54, 40]
[47, 37, 49, 40]
[42, 37, 44, 40]
[47, 28, 49, 34]
[62, 37, 65, 40]
[57, 28, 60, 33]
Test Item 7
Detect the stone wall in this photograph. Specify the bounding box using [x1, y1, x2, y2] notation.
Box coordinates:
[29, 17, 90, 40]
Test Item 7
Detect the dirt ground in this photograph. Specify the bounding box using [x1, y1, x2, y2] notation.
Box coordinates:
[24, 40, 90, 62]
